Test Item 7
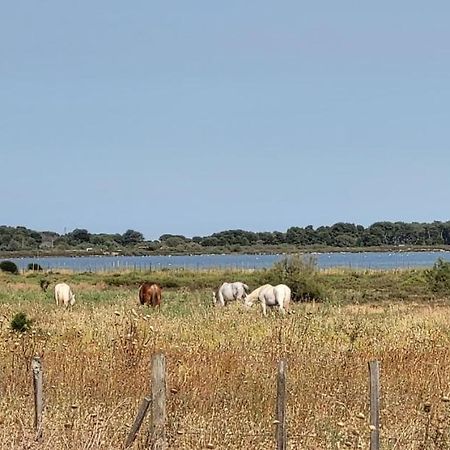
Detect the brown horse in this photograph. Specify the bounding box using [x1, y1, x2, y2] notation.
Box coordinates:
[138, 282, 162, 307]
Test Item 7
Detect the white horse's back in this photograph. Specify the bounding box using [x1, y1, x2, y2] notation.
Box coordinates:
[245, 283, 290, 315]
[245, 284, 272, 304]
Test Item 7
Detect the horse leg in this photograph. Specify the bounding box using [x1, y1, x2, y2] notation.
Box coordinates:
[261, 299, 267, 316]
[277, 294, 284, 314]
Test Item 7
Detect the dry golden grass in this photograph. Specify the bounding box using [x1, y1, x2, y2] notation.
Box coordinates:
[1, 276, 450, 449]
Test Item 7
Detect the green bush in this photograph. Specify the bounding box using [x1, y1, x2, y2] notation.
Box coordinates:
[10, 312, 33, 333]
[0, 260, 19, 274]
[40, 279, 50, 292]
[425, 258, 450, 294]
[27, 263, 43, 271]
[263, 254, 326, 301]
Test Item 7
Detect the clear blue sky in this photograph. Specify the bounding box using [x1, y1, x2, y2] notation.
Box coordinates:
[1, 1, 449, 240]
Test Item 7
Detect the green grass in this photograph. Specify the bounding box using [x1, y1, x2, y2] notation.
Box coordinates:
[13, 265, 440, 304]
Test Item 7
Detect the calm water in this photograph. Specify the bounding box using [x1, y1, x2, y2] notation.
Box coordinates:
[6, 251, 450, 272]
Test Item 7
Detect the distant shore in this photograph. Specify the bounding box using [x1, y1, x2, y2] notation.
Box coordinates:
[2, 244, 450, 259]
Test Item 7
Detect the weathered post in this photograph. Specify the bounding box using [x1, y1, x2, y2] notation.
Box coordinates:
[275, 359, 287, 450]
[369, 360, 380, 450]
[32, 356, 43, 441]
[125, 396, 151, 448]
[149, 353, 167, 450]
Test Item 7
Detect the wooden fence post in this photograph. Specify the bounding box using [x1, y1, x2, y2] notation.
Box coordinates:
[125, 396, 151, 448]
[32, 356, 43, 441]
[149, 353, 167, 450]
[275, 359, 287, 450]
[369, 360, 380, 450]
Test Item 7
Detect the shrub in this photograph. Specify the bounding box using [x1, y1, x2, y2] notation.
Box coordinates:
[263, 254, 326, 301]
[425, 258, 450, 294]
[0, 260, 19, 274]
[40, 279, 50, 292]
[10, 312, 33, 333]
[27, 263, 43, 271]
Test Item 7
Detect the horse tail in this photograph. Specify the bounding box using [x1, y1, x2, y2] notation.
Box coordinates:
[286, 286, 291, 302]
[217, 289, 225, 307]
[284, 285, 291, 311]
[151, 284, 162, 307]
[243, 283, 250, 294]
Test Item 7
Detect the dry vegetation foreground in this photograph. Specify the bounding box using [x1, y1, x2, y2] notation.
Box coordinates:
[1, 270, 450, 449]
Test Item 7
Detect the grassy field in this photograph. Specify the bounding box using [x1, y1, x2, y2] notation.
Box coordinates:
[1, 268, 450, 449]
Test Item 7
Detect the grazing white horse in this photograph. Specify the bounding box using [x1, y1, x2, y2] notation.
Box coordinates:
[243, 284, 272, 306]
[213, 281, 250, 307]
[244, 284, 291, 315]
[54, 282, 76, 308]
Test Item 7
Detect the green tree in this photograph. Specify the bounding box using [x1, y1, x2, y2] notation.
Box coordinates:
[159, 234, 189, 243]
[163, 236, 188, 248]
[67, 229, 91, 244]
[122, 229, 144, 245]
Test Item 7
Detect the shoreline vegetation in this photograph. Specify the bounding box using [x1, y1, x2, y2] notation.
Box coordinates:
[1, 254, 448, 304]
[1, 221, 450, 258]
[0, 265, 442, 304]
[2, 244, 450, 259]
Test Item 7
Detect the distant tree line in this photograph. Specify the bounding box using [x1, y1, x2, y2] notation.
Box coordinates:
[1, 221, 450, 254]
[189, 221, 450, 248]
[0, 227, 147, 252]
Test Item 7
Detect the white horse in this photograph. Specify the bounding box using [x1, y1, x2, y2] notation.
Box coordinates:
[213, 282, 250, 307]
[244, 284, 291, 315]
[54, 282, 76, 308]
[243, 284, 272, 306]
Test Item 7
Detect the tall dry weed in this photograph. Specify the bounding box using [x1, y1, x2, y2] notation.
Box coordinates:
[1, 280, 450, 448]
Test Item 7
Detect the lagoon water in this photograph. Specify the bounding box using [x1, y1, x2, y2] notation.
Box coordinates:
[7, 251, 450, 272]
